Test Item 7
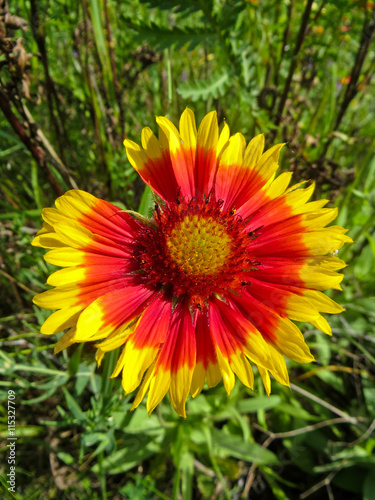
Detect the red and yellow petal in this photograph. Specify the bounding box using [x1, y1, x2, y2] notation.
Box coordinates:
[179, 107, 197, 172]
[209, 297, 275, 385]
[195, 111, 219, 198]
[229, 291, 315, 364]
[215, 133, 247, 210]
[149, 302, 196, 417]
[53, 190, 140, 243]
[121, 297, 172, 394]
[156, 115, 195, 199]
[125, 136, 179, 202]
[73, 285, 155, 342]
[190, 311, 221, 398]
[233, 142, 284, 214]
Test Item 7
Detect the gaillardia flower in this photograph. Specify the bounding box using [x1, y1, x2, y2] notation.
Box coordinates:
[33, 109, 351, 417]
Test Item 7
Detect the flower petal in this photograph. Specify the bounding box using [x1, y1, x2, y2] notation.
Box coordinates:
[121, 297, 172, 394]
[74, 285, 155, 341]
[191, 311, 220, 397]
[148, 302, 196, 417]
[195, 111, 219, 197]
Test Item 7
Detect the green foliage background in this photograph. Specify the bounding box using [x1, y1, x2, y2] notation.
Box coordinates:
[1, 0, 375, 499]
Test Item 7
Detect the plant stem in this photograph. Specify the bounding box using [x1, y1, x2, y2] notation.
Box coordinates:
[274, 0, 314, 129]
[100, 348, 119, 402]
[29, 0, 68, 164]
[104, 0, 125, 139]
[0, 89, 63, 196]
[335, 8, 375, 132]
[98, 450, 107, 500]
[274, 0, 295, 89]
[317, 5, 375, 162]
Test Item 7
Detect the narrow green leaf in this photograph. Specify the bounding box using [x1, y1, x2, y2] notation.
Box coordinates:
[62, 387, 87, 423]
[236, 395, 282, 414]
[363, 470, 375, 500]
[211, 429, 278, 465]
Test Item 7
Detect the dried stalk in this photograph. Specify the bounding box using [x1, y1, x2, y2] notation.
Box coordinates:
[274, 0, 314, 128]
[0, 89, 63, 196]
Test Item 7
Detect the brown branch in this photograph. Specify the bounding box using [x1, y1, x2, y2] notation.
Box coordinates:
[0, 269, 36, 295]
[319, 5, 375, 160]
[312, 0, 327, 23]
[23, 104, 78, 189]
[334, 7, 375, 132]
[274, 0, 295, 89]
[300, 470, 338, 500]
[289, 383, 358, 423]
[274, 0, 314, 129]
[29, 0, 67, 163]
[242, 434, 274, 498]
[243, 417, 360, 498]
[0, 89, 63, 196]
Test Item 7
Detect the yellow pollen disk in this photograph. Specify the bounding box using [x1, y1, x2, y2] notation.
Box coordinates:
[166, 215, 233, 276]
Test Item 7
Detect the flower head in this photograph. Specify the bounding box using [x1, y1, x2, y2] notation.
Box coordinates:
[33, 109, 351, 417]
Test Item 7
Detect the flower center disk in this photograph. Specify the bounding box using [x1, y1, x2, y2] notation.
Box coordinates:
[166, 214, 232, 276]
[136, 198, 253, 308]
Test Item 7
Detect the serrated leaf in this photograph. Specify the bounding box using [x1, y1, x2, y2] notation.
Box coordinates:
[139, 0, 204, 14]
[126, 20, 216, 51]
[178, 70, 231, 102]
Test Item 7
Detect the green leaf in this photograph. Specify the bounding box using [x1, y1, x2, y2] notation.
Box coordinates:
[333, 467, 367, 493]
[139, 0, 203, 14]
[236, 395, 282, 414]
[57, 452, 75, 465]
[263, 470, 290, 500]
[127, 20, 217, 51]
[22, 381, 68, 405]
[211, 429, 278, 465]
[83, 432, 107, 448]
[315, 369, 345, 394]
[89, 0, 114, 100]
[180, 450, 194, 500]
[62, 387, 87, 423]
[0, 350, 15, 373]
[363, 470, 375, 500]
[125, 407, 164, 435]
[75, 363, 95, 396]
[178, 70, 231, 102]
[138, 185, 154, 217]
[0, 144, 24, 158]
[277, 403, 319, 421]
[314, 455, 375, 473]
[92, 440, 160, 474]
